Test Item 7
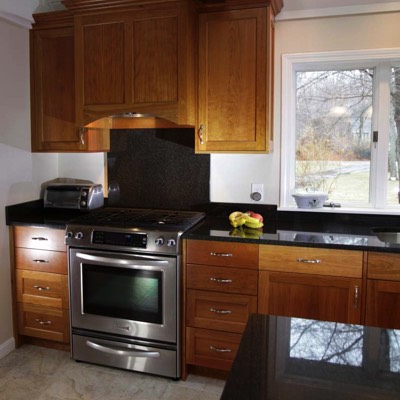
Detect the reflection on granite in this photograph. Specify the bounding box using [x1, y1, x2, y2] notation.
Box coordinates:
[0, 345, 224, 400]
[221, 315, 400, 400]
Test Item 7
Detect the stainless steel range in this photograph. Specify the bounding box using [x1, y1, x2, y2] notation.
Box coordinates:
[65, 207, 205, 379]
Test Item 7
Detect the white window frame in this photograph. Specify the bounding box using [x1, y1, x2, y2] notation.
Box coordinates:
[280, 49, 400, 214]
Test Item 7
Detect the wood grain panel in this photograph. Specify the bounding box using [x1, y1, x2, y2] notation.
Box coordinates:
[83, 21, 125, 105]
[187, 289, 257, 333]
[132, 15, 178, 103]
[366, 280, 400, 329]
[14, 226, 66, 252]
[186, 240, 258, 269]
[197, 7, 268, 152]
[17, 302, 70, 343]
[258, 271, 362, 324]
[186, 327, 241, 371]
[16, 270, 69, 309]
[367, 252, 400, 281]
[187, 264, 257, 295]
[15, 248, 67, 274]
[259, 245, 363, 278]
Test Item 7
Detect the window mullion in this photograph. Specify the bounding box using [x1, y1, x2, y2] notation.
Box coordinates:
[371, 64, 391, 208]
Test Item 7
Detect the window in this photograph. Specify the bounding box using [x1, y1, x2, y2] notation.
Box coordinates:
[281, 50, 400, 212]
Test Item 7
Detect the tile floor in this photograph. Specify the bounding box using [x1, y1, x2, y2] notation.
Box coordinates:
[0, 345, 225, 400]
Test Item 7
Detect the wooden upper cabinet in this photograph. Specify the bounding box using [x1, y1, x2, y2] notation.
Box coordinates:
[196, 6, 274, 153]
[74, 2, 195, 126]
[30, 11, 110, 152]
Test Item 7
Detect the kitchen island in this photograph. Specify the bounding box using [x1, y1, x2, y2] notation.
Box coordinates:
[221, 313, 400, 399]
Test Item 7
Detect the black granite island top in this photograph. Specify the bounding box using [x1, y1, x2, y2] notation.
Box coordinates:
[221, 314, 400, 400]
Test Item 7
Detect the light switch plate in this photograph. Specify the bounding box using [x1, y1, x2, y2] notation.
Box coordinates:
[251, 183, 264, 202]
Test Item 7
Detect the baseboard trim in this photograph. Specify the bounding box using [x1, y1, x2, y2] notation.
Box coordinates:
[0, 337, 15, 360]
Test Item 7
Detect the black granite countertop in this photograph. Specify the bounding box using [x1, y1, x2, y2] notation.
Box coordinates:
[183, 204, 400, 253]
[6, 200, 400, 252]
[221, 314, 400, 400]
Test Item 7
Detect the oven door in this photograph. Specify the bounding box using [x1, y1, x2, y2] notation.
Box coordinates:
[69, 248, 178, 344]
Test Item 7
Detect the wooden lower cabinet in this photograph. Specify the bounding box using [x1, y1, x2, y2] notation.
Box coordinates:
[186, 327, 242, 371]
[366, 280, 400, 329]
[258, 271, 363, 324]
[184, 239, 258, 377]
[11, 226, 70, 348]
[366, 252, 400, 329]
[17, 303, 70, 343]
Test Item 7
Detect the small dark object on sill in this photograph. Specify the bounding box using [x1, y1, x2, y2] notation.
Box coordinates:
[323, 202, 341, 208]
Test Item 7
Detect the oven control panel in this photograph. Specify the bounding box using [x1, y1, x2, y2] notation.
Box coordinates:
[92, 231, 147, 248]
[65, 225, 181, 254]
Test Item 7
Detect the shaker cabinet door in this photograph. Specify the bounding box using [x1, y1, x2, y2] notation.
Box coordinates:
[258, 271, 363, 324]
[196, 7, 272, 153]
[30, 26, 79, 151]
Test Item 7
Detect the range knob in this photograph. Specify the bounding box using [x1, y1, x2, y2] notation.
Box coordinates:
[66, 231, 73, 239]
[75, 232, 84, 240]
[167, 239, 176, 247]
[155, 237, 164, 247]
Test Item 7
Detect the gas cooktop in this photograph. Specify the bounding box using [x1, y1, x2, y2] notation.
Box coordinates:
[68, 207, 205, 231]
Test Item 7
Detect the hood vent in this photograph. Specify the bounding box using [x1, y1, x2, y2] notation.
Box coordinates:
[86, 113, 193, 130]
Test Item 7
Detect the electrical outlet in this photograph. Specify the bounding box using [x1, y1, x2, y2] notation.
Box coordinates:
[250, 183, 264, 202]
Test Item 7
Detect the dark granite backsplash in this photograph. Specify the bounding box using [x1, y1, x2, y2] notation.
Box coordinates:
[107, 128, 210, 210]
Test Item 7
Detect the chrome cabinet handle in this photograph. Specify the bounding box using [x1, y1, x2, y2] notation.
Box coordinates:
[198, 124, 204, 145]
[210, 277, 233, 284]
[31, 237, 48, 241]
[209, 346, 232, 353]
[33, 259, 49, 263]
[79, 126, 85, 145]
[297, 258, 321, 264]
[354, 285, 359, 308]
[33, 285, 51, 291]
[210, 308, 232, 314]
[210, 252, 233, 257]
[35, 319, 52, 325]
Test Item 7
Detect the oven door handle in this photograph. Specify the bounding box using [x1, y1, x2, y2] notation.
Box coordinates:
[76, 252, 168, 267]
[86, 340, 161, 358]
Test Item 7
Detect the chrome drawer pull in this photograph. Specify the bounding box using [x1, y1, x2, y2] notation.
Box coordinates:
[354, 285, 359, 308]
[31, 237, 48, 241]
[210, 308, 232, 314]
[33, 259, 49, 263]
[210, 277, 233, 284]
[33, 285, 51, 291]
[210, 252, 233, 257]
[297, 258, 321, 264]
[209, 346, 232, 353]
[35, 319, 52, 325]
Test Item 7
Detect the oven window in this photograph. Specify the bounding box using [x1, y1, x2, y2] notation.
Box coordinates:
[82, 264, 163, 324]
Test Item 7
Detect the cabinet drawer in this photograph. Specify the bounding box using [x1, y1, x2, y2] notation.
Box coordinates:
[17, 302, 70, 343]
[186, 240, 258, 269]
[187, 264, 257, 295]
[15, 248, 67, 274]
[187, 289, 257, 333]
[14, 226, 66, 252]
[367, 252, 400, 281]
[259, 245, 363, 278]
[16, 269, 69, 309]
[186, 327, 241, 371]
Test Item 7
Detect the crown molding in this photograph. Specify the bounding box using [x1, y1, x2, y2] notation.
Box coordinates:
[276, 1, 400, 21]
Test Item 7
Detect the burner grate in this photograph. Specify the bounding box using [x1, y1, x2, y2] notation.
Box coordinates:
[70, 208, 205, 231]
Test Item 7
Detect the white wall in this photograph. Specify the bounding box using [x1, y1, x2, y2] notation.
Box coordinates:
[0, 17, 60, 356]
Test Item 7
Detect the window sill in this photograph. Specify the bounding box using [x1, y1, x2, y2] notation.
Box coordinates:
[278, 206, 400, 216]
